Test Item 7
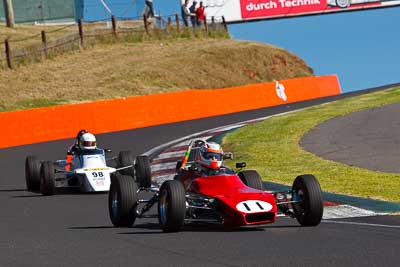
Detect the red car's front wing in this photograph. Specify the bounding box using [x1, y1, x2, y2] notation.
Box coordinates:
[216, 191, 277, 227]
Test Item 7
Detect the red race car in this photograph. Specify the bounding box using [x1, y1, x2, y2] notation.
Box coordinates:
[108, 140, 324, 232]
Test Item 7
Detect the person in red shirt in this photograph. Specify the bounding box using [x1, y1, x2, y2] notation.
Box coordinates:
[196, 1, 206, 26]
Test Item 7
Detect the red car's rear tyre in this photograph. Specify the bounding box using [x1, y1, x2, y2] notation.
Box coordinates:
[135, 155, 152, 188]
[118, 151, 135, 178]
[238, 170, 263, 190]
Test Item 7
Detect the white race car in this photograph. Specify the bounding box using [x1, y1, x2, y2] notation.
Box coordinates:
[25, 149, 144, 196]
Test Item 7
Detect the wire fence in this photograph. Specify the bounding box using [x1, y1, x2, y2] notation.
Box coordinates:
[1, 14, 229, 70]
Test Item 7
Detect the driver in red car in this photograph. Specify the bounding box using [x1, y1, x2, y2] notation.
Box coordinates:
[177, 140, 231, 191]
[195, 141, 224, 175]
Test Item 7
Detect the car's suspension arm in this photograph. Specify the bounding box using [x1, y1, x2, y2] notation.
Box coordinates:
[274, 191, 301, 218]
[136, 193, 159, 218]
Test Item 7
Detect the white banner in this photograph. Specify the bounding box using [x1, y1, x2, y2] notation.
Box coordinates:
[179, 0, 400, 23]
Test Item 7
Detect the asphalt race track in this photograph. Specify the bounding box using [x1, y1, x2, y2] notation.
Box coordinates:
[301, 101, 400, 173]
[1, 88, 400, 266]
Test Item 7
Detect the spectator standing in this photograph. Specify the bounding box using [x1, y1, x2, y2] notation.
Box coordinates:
[189, 1, 198, 27]
[181, 0, 191, 27]
[145, 0, 154, 18]
[196, 1, 206, 26]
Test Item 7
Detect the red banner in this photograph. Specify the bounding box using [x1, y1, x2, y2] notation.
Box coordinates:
[241, 0, 327, 18]
[238, 0, 387, 20]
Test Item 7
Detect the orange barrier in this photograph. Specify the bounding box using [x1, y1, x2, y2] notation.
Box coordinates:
[0, 75, 341, 148]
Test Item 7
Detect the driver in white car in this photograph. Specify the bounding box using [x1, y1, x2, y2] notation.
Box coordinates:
[65, 129, 97, 170]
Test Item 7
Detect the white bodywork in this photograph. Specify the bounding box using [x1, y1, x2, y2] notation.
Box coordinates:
[74, 153, 115, 192]
[56, 149, 116, 192]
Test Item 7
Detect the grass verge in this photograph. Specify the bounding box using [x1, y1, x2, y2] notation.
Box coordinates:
[0, 38, 312, 112]
[223, 87, 400, 202]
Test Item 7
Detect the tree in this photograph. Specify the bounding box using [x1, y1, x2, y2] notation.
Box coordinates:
[3, 0, 15, 28]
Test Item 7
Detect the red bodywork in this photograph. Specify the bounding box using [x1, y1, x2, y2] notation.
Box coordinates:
[178, 169, 277, 227]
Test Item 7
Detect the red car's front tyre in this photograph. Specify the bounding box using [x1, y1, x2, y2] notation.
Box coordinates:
[109, 173, 138, 227]
[292, 174, 324, 226]
[158, 180, 186, 232]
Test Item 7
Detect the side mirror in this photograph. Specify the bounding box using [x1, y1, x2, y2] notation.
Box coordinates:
[189, 164, 199, 171]
[223, 152, 233, 160]
[104, 149, 112, 153]
[236, 162, 246, 169]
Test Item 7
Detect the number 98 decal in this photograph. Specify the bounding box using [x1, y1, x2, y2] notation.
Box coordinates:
[91, 171, 104, 178]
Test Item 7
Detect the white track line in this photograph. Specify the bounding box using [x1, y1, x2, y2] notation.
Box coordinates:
[322, 205, 379, 219]
[154, 174, 175, 184]
[215, 124, 246, 132]
[143, 108, 309, 157]
[170, 135, 215, 148]
[151, 162, 177, 172]
[323, 220, 400, 229]
[154, 151, 186, 160]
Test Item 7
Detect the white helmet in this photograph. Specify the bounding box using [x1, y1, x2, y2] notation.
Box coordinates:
[197, 142, 223, 170]
[80, 132, 96, 150]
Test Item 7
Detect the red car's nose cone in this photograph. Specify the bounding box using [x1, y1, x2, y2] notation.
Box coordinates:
[193, 174, 277, 226]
